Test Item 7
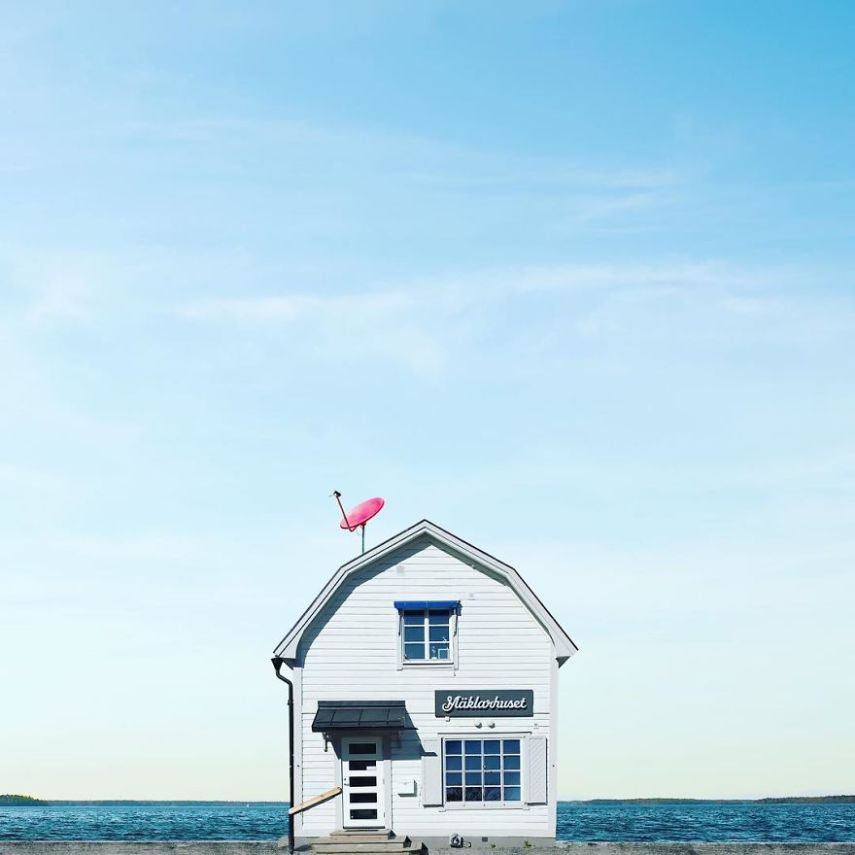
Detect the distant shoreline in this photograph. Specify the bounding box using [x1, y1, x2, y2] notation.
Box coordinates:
[581, 797, 855, 805]
[3, 795, 854, 806]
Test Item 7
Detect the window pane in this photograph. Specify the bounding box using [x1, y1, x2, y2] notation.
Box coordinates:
[464, 787, 482, 802]
[504, 754, 520, 770]
[503, 772, 520, 786]
[484, 755, 501, 770]
[464, 755, 482, 771]
[484, 772, 500, 785]
[348, 761, 376, 771]
[445, 772, 462, 786]
[445, 755, 462, 771]
[446, 787, 462, 802]
[503, 786, 521, 802]
[484, 786, 501, 802]
[350, 793, 377, 804]
[464, 740, 482, 754]
[429, 626, 450, 642]
[429, 644, 450, 660]
[350, 809, 378, 820]
[503, 739, 521, 754]
[404, 643, 423, 660]
[445, 740, 462, 755]
[348, 743, 377, 754]
[402, 611, 424, 625]
[428, 610, 451, 624]
[464, 772, 482, 786]
[483, 740, 500, 755]
[404, 626, 425, 642]
[349, 776, 377, 787]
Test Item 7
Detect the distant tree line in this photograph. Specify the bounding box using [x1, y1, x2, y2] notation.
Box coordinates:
[0, 795, 46, 805]
[576, 795, 855, 805]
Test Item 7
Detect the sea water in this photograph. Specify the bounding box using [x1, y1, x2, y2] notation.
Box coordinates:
[1, 801, 853, 842]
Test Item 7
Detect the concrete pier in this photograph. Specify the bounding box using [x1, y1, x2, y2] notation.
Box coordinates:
[1, 843, 853, 855]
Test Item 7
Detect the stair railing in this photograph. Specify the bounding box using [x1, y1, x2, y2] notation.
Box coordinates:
[288, 785, 343, 818]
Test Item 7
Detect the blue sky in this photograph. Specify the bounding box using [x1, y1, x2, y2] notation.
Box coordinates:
[1, 1, 854, 800]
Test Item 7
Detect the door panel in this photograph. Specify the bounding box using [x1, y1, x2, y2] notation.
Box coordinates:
[341, 737, 385, 829]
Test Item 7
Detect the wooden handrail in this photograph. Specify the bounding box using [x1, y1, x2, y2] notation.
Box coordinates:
[288, 786, 342, 816]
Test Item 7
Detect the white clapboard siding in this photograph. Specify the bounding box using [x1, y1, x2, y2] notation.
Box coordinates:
[297, 538, 557, 839]
[297, 729, 338, 836]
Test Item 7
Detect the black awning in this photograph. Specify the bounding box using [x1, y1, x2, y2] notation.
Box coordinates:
[311, 700, 408, 732]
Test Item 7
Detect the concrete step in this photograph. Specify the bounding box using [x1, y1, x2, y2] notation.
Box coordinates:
[312, 849, 422, 855]
[313, 846, 419, 853]
[312, 836, 422, 855]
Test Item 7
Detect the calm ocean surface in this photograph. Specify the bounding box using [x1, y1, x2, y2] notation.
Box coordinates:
[1, 802, 853, 842]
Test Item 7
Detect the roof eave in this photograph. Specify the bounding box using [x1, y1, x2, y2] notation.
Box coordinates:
[272, 520, 435, 659]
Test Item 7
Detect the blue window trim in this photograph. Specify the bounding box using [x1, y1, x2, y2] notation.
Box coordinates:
[394, 600, 459, 611]
[397, 602, 458, 665]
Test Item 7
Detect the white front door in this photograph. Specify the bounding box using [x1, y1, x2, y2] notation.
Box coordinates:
[341, 736, 385, 829]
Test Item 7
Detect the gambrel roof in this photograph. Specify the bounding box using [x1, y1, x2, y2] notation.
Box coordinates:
[273, 519, 579, 665]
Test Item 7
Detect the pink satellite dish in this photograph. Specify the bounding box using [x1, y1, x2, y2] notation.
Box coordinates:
[338, 496, 385, 530]
[332, 491, 385, 553]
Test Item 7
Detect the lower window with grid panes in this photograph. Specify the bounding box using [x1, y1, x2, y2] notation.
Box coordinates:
[443, 738, 522, 805]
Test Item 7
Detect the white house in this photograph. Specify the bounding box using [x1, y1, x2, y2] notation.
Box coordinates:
[272, 519, 577, 850]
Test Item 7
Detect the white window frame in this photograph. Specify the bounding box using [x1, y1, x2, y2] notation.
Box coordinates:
[398, 607, 457, 667]
[441, 735, 526, 809]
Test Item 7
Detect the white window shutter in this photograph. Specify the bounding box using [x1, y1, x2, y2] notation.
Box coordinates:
[422, 739, 443, 806]
[525, 736, 548, 804]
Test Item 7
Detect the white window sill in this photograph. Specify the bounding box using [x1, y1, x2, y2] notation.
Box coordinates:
[439, 803, 529, 811]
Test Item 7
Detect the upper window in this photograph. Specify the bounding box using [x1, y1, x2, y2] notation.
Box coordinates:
[444, 738, 522, 805]
[402, 608, 451, 661]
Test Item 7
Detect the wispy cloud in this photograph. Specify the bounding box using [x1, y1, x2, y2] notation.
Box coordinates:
[175, 290, 419, 323]
[115, 112, 686, 230]
[1, 247, 116, 328]
[173, 259, 771, 326]
[167, 258, 855, 392]
[164, 261, 755, 381]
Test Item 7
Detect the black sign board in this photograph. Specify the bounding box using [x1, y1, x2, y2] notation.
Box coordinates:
[434, 689, 533, 717]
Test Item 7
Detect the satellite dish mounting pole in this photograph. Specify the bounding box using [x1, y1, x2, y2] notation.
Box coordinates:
[361, 524, 366, 554]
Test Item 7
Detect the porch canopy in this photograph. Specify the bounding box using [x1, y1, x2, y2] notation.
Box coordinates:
[311, 700, 408, 732]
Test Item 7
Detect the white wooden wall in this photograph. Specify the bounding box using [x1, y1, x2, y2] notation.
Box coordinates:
[295, 536, 556, 839]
